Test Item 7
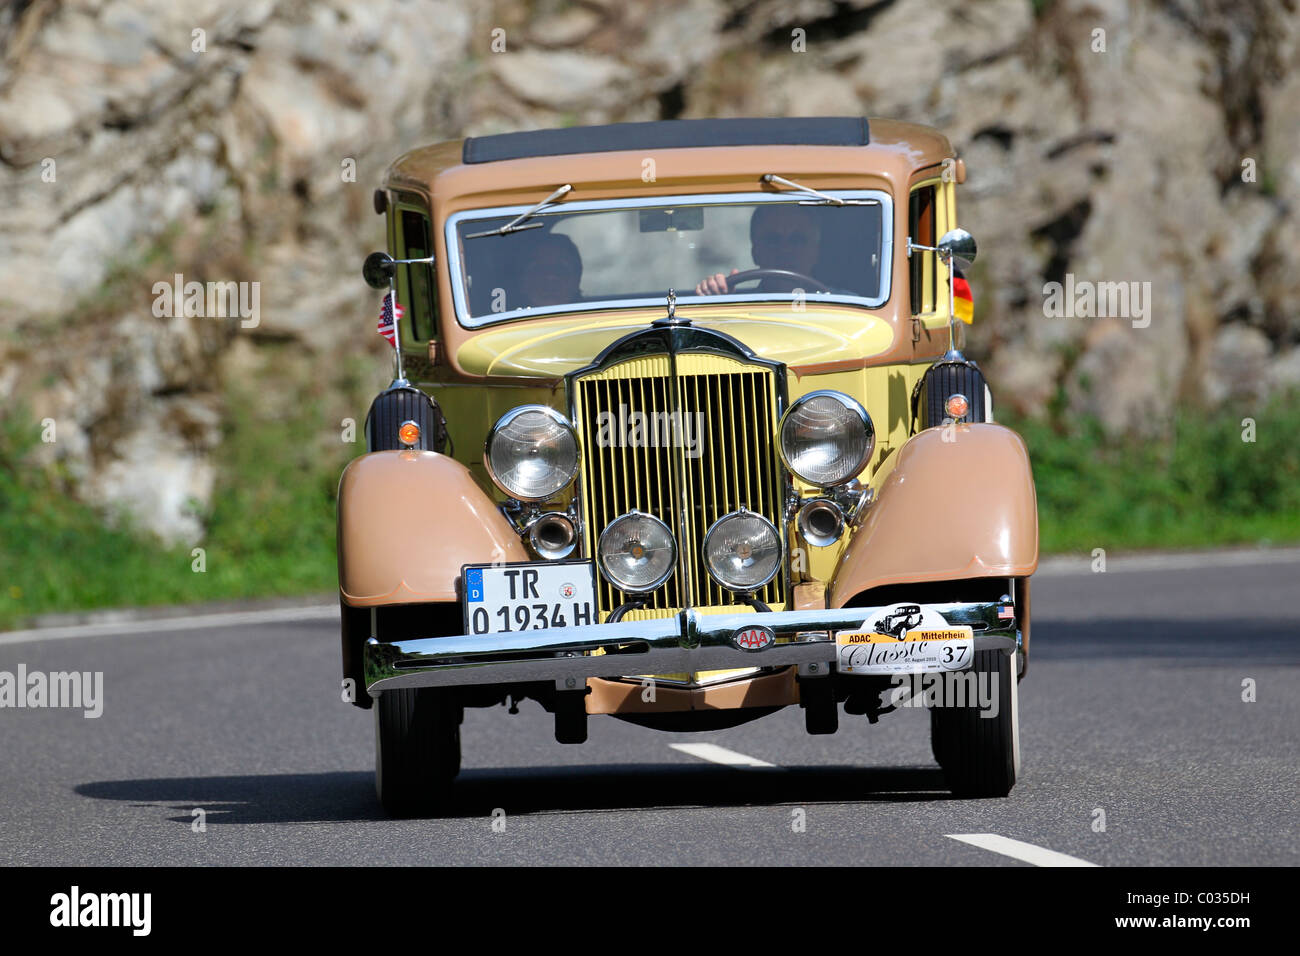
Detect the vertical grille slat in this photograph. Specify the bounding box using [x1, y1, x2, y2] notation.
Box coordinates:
[738, 375, 753, 512]
[756, 373, 778, 529]
[576, 356, 786, 619]
[662, 373, 683, 611]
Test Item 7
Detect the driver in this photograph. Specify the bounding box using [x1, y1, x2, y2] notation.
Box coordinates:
[694, 203, 822, 296]
[517, 232, 583, 307]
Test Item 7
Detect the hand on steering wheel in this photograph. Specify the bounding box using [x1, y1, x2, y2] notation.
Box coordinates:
[694, 268, 830, 296]
[726, 268, 830, 293]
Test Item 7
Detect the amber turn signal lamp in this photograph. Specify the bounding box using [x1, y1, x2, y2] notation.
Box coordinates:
[398, 421, 421, 447]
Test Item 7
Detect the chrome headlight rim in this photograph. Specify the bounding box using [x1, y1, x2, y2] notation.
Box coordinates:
[483, 404, 580, 502]
[596, 510, 677, 594]
[778, 389, 875, 489]
[702, 507, 783, 593]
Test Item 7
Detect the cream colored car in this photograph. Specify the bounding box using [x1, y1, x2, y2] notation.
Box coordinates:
[339, 117, 1037, 815]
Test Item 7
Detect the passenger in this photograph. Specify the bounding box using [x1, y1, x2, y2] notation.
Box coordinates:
[517, 233, 583, 308]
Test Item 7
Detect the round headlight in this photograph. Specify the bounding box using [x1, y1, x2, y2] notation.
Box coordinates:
[484, 406, 579, 501]
[778, 391, 874, 488]
[597, 511, 676, 593]
[703, 509, 782, 592]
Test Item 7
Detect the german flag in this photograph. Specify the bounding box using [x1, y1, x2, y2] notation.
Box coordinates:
[953, 274, 974, 324]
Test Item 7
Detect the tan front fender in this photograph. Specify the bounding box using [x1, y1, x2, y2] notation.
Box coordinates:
[829, 423, 1038, 606]
[337, 450, 529, 607]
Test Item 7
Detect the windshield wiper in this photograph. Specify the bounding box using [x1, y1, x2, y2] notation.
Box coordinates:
[465, 183, 573, 238]
[760, 173, 877, 206]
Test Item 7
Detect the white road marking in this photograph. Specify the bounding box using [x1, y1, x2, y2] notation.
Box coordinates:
[1034, 545, 1300, 577]
[670, 743, 780, 769]
[946, 833, 1099, 867]
[0, 604, 339, 646]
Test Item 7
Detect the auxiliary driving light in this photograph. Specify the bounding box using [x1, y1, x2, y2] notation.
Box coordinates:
[703, 508, 782, 592]
[597, 511, 676, 593]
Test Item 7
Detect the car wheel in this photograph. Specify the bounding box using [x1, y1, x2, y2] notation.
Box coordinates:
[930, 648, 1019, 798]
[374, 687, 461, 817]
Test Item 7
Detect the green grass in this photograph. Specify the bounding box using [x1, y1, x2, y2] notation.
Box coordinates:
[2, 384, 1298, 630]
[1003, 392, 1300, 553]
[0, 376, 363, 630]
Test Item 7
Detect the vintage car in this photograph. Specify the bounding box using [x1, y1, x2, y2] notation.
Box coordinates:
[338, 117, 1038, 815]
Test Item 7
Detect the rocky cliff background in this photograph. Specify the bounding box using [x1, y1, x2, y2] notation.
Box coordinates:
[1, 0, 1297, 545]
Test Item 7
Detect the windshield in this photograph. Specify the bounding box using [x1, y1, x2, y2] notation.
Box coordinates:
[445, 191, 890, 327]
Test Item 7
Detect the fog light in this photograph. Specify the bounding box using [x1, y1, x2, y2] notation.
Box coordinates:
[944, 393, 970, 420]
[398, 421, 421, 447]
[597, 511, 676, 593]
[703, 508, 782, 592]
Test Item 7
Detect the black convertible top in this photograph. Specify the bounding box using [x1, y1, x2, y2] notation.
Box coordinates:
[462, 117, 871, 165]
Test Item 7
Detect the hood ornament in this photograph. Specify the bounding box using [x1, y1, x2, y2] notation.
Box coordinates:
[653, 288, 689, 328]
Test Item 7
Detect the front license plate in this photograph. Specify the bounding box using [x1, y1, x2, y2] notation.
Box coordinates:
[835, 626, 975, 675]
[462, 560, 597, 635]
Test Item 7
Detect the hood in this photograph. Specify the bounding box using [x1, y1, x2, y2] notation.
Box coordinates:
[453, 305, 897, 378]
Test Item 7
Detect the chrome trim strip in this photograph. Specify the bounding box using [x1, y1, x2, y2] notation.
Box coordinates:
[443, 189, 894, 329]
[569, 322, 787, 386]
[364, 601, 1019, 692]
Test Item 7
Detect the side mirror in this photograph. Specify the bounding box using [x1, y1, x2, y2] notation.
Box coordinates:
[362, 251, 396, 290]
[937, 228, 977, 266]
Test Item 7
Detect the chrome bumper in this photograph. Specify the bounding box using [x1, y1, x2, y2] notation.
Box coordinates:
[363, 601, 1020, 694]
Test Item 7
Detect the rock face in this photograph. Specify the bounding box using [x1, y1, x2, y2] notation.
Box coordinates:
[1, 0, 1297, 542]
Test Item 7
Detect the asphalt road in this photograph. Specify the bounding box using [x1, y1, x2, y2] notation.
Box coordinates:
[1, 551, 1296, 866]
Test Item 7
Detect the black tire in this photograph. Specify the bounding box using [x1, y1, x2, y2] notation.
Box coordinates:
[930, 648, 1020, 798]
[374, 687, 461, 817]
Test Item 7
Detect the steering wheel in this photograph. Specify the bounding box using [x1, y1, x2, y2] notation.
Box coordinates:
[725, 268, 830, 293]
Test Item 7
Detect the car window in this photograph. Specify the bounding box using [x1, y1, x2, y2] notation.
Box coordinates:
[397, 207, 437, 340]
[909, 184, 937, 315]
[448, 193, 887, 326]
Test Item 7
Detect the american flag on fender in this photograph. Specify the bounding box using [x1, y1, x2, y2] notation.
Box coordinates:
[377, 291, 403, 346]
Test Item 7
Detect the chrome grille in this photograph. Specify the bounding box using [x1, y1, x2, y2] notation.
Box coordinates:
[574, 355, 787, 617]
